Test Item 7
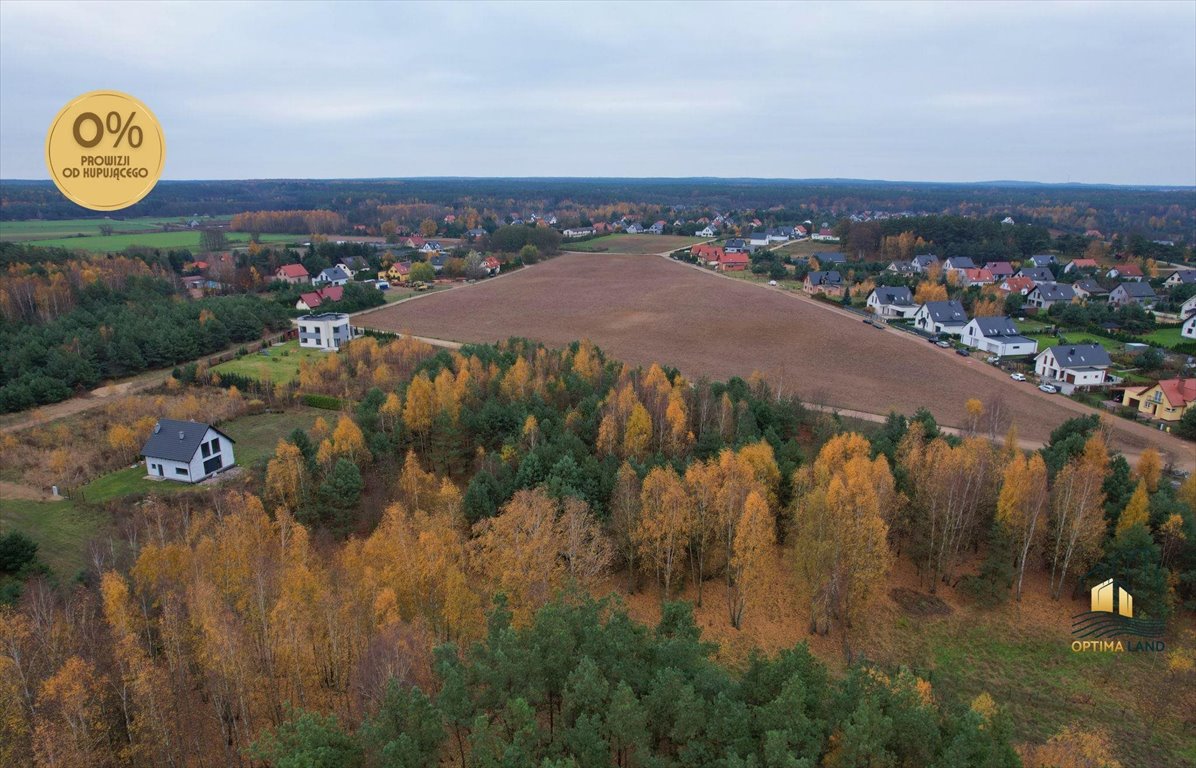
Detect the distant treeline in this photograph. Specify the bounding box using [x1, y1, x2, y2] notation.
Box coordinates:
[2, 177, 1192, 239]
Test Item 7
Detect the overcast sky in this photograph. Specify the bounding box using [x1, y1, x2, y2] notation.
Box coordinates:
[2, 1, 1193, 185]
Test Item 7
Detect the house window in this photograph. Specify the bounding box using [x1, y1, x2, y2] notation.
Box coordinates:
[202, 441, 211, 458]
[175, 467, 188, 476]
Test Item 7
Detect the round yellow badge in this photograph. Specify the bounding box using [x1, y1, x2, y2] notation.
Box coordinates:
[45, 90, 166, 211]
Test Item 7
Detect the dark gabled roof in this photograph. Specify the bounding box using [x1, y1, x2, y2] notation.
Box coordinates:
[811, 251, 846, 263]
[1018, 267, 1054, 282]
[1041, 343, 1111, 368]
[919, 300, 968, 323]
[887, 260, 914, 271]
[318, 266, 351, 282]
[1117, 282, 1157, 297]
[969, 316, 1023, 337]
[1073, 278, 1108, 295]
[1031, 283, 1076, 302]
[140, 419, 233, 463]
[871, 286, 913, 305]
[1169, 269, 1196, 284]
[1029, 254, 1057, 266]
[945, 256, 977, 269]
[807, 270, 843, 285]
[912, 254, 939, 266]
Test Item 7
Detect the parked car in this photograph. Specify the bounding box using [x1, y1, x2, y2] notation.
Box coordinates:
[1038, 383, 1058, 394]
[1010, 373, 1027, 382]
[935, 340, 951, 348]
[956, 348, 970, 357]
[768, 280, 778, 286]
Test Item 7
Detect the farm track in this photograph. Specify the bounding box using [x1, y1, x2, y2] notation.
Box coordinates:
[359, 249, 1196, 472]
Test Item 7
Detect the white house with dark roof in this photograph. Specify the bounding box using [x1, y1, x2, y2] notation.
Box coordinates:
[1026, 282, 1076, 310]
[748, 232, 770, 247]
[1164, 269, 1196, 289]
[913, 300, 969, 336]
[943, 256, 977, 274]
[1182, 314, 1196, 340]
[1016, 267, 1054, 283]
[1034, 344, 1111, 388]
[141, 419, 235, 483]
[313, 266, 351, 287]
[911, 254, 939, 273]
[866, 286, 918, 319]
[1072, 279, 1108, 302]
[1108, 282, 1158, 308]
[697, 224, 718, 238]
[1027, 254, 1057, 268]
[960, 316, 1037, 357]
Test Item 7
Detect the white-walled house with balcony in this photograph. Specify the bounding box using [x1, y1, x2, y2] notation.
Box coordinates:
[141, 419, 235, 484]
[295, 312, 355, 350]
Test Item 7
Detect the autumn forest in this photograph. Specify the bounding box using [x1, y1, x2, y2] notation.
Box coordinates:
[2, 336, 1195, 767]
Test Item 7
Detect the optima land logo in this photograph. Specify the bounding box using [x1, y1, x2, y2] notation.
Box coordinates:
[1070, 576, 1166, 653]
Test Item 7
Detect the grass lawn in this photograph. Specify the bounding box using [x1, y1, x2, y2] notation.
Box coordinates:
[1140, 326, 1186, 349]
[0, 497, 109, 578]
[23, 231, 300, 252]
[220, 409, 324, 466]
[1014, 319, 1052, 334]
[78, 408, 324, 503]
[212, 341, 327, 385]
[562, 234, 704, 255]
[1055, 331, 1121, 351]
[774, 240, 837, 259]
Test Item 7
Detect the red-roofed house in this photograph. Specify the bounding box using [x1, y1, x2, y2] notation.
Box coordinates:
[403, 236, 426, 249]
[296, 286, 344, 311]
[998, 276, 1036, 296]
[483, 256, 502, 275]
[1064, 258, 1099, 274]
[1107, 263, 1144, 281]
[716, 252, 750, 272]
[984, 262, 1014, 280]
[1121, 378, 1196, 424]
[691, 244, 726, 267]
[275, 263, 310, 285]
[960, 268, 995, 287]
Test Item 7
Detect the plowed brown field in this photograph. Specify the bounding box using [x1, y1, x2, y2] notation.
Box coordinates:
[359, 253, 1195, 470]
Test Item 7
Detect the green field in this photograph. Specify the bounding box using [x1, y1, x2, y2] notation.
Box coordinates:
[212, 341, 326, 385]
[1141, 326, 1186, 349]
[0, 497, 108, 578]
[0, 216, 191, 241]
[23, 230, 300, 252]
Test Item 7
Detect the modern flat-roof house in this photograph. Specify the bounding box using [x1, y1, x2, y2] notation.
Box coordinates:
[866, 286, 917, 319]
[275, 263, 310, 285]
[296, 312, 354, 350]
[1121, 378, 1196, 423]
[1026, 282, 1076, 310]
[960, 316, 1037, 357]
[1035, 344, 1111, 389]
[1108, 282, 1158, 308]
[562, 226, 594, 238]
[913, 300, 969, 336]
[141, 419, 235, 484]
